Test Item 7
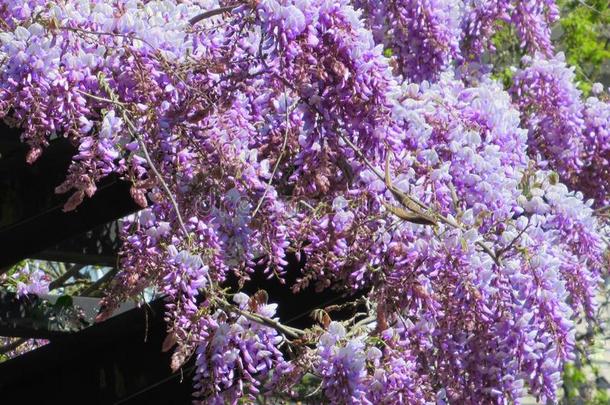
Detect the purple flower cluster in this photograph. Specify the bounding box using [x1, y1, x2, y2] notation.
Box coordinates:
[462, 0, 559, 58]
[316, 323, 432, 404]
[511, 54, 610, 208]
[12, 261, 50, 297]
[316, 322, 369, 403]
[355, 0, 559, 81]
[511, 53, 585, 182]
[193, 293, 288, 404]
[580, 93, 610, 205]
[357, 0, 463, 82]
[1, 0, 608, 403]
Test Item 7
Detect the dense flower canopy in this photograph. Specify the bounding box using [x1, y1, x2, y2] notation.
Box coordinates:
[1, 0, 609, 403]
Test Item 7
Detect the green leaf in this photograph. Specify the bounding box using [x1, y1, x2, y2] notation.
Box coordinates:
[54, 295, 73, 308]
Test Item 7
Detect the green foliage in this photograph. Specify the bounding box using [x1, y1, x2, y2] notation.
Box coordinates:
[564, 362, 587, 400]
[560, 293, 610, 404]
[54, 295, 73, 308]
[556, 0, 610, 94]
[562, 357, 610, 405]
[489, 1, 609, 93]
[489, 23, 521, 89]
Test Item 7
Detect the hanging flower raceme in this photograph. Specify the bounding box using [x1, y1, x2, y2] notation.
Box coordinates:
[193, 293, 289, 404]
[512, 54, 610, 208]
[511, 53, 586, 182]
[580, 92, 610, 206]
[356, 0, 463, 82]
[461, 0, 559, 59]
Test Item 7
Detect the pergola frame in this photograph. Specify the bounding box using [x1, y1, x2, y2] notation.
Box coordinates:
[0, 122, 355, 402]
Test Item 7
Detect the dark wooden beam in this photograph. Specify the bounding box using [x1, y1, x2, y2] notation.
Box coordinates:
[0, 291, 90, 339]
[29, 220, 122, 267]
[29, 251, 118, 267]
[0, 299, 194, 403]
[0, 123, 139, 271]
[0, 291, 137, 340]
[0, 178, 138, 271]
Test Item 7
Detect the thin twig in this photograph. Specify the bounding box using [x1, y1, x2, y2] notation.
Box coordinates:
[252, 89, 292, 217]
[336, 127, 502, 265]
[577, 0, 604, 15]
[594, 204, 610, 214]
[346, 315, 376, 338]
[189, 5, 238, 26]
[80, 268, 117, 296]
[88, 76, 189, 236]
[58, 25, 156, 50]
[123, 115, 189, 235]
[75, 89, 127, 106]
[48, 264, 86, 291]
[305, 380, 324, 398]
[495, 219, 531, 261]
[214, 297, 305, 339]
